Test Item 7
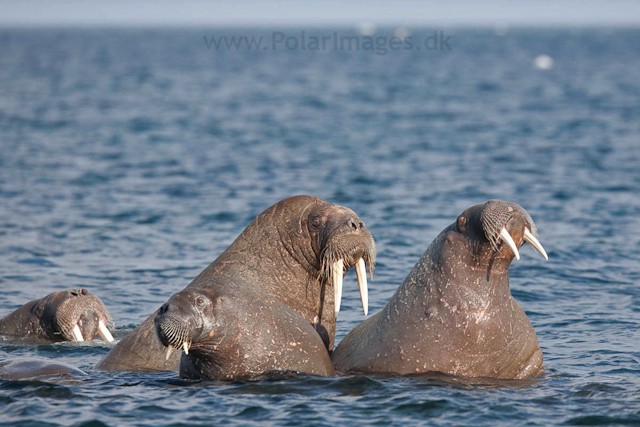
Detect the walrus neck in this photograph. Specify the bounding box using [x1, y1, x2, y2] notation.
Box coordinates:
[0, 299, 43, 337]
[442, 268, 512, 308]
[198, 218, 326, 326]
[209, 241, 321, 303]
[395, 246, 513, 316]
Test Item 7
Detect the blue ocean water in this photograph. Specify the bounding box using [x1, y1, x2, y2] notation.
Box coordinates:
[0, 27, 639, 426]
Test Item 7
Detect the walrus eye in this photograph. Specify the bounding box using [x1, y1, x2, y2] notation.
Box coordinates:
[311, 217, 322, 228]
[196, 297, 205, 306]
[457, 216, 467, 231]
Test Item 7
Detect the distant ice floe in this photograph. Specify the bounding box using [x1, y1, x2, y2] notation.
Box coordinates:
[394, 26, 410, 41]
[357, 22, 376, 36]
[534, 54, 554, 70]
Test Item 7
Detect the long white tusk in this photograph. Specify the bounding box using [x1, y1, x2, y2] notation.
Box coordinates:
[332, 259, 344, 317]
[71, 324, 84, 342]
[183, 341, 190, 355]
[355, 258, 369, 316]
[499, 227, 520, 260]
[97, 321, 114, 342]
[524, 228, 548, 260]
[165, 345, 173, 360]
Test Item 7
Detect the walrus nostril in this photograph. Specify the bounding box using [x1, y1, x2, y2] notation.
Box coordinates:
[159, 303, 169, 315]
[349, 219, 358, 231]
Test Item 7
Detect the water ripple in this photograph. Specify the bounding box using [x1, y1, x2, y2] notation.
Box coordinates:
[0, 27, 639, 426]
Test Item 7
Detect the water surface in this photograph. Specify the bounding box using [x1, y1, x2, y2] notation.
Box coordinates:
[0, 28, 639, 426]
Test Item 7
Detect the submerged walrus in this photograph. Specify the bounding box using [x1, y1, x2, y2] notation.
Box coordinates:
[0, 289, 114, 343]
[96, 195, 376, 376]
[332, 200, 548, 379]
[0, 358, 87, 380]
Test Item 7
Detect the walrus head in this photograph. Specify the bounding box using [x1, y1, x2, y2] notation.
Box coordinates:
[429, 199, 548, 292]
[32, 289, 114, 342]
[154, 289, 215, 360]
[449, 199, 548, 268]
[308, 201, 376, 316]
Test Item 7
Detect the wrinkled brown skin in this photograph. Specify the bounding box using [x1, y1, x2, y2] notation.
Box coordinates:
[157, 278, 334, 380]
[0, 289, 111, 342]
[0, 358, 86, 380]
[96, 195, 375, 373]
[332, 201, 544, 380]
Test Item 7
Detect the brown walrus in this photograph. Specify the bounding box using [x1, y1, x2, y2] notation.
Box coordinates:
[332, 200, 547, 379]
[96, 195, 376, 376]
[155, 279, 335, 380]
[0, 289, 114, 343]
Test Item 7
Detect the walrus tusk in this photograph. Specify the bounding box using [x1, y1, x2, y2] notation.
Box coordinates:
[71, 324, 84, 342]
[332, 259, 344, 317]
[98, 321, 114, 342]
[524, 228, 548, 260]
[499, 227, 520, 260]
[355, 258, 368, 316]
[165, 345, 173, 360]
[183, 341, 190, 355]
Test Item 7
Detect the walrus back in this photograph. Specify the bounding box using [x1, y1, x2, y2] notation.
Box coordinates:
[0, 299, 41, 338]
[95, 311, 181, 372]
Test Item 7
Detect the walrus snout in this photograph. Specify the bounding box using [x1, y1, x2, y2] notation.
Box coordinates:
[155, 294, 203, 360]
[156, 310, 191, 359]
[319, 213, 376, 318]
[39, 289, 114, 343]
[480, 200, 548, 262]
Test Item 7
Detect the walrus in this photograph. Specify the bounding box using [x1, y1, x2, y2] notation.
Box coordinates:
[155, 279, 334, 379]
[96, 195, 376, 374]
[0, 358, 87, 380]
[332, 200, 548, 380]
[0, 289, 114, 343]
